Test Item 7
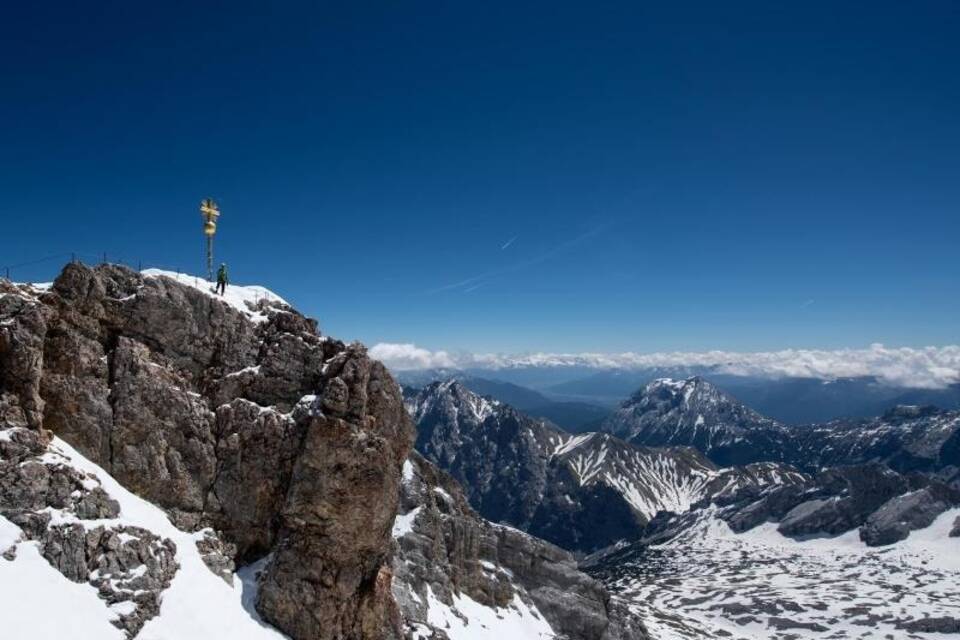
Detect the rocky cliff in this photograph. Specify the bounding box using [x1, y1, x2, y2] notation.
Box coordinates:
[0, 263, 415, 639]
[407, 380, 805, 552]
[392, 452, 648, 639]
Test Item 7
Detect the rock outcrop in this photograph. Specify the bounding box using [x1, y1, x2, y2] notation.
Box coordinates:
[392, 452, 648, 639]
[0, 424, 178, 636]
[776, 464, 913, 538]
[0, 264, 415, 640]
[860, 483, 960, 546]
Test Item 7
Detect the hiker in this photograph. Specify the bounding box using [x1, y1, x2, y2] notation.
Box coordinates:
[216, 263, 228, 296]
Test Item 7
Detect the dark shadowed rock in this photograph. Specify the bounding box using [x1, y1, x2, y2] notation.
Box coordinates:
[860, 483, 960, 546]
[393, 452, 649, 640]
[406, 380, 800, 553]
[897, 616, 960, 633]
[777, 464, 911, 537]
[602, 377, 792, 466]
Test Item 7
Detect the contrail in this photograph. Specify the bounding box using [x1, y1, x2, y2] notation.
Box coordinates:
[426, 222, 613, 294]
[501, 236, 517, 250]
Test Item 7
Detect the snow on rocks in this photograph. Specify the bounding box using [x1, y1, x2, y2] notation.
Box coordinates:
[141, 269, 289, 324]
[0, 425, 288, 640]
[588, 509, 960, 640]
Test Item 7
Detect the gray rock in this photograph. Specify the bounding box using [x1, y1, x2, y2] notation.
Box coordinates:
[195, 529, 237, 584]
[951, 515, 960, 537]
[0, 422, 178, 637]
[860, 483, 960, 546]
[897, 616, 960, 633]
[603, 376, 792, 467]
[408, 380, 791, 553]
[777, 464, 910, 537]
[393, 452, 649, 640]
[41, 523, 178, 637]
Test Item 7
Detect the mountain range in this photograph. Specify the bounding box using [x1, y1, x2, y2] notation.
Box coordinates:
[405, 380, 807, 551]
[3, 262, 958, 640]
[398, 366, 960, 424]
[404, 373, 960, 637]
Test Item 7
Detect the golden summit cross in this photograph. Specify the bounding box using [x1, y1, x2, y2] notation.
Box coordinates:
[200, 198, 220, 281]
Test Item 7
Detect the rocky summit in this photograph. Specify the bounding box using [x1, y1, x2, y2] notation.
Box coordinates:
[602, 377, 792, 466]
[0, 263, 637, 640]
[1, 263, 414, 639]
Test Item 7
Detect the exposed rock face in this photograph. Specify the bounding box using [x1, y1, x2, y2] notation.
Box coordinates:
[0, 424, 178, 636]
[776, 464, 912, 538]
[393, 452, 649, 639]
[407, 380, 805, 552]
[408, 380, 556, 529]
[603, 377, 791, 466]
[952, 515, 960, 537]
[635, 461, 949, 551]
[258, 348, 413, 640]
[0, 264, 415, 640]
[897, 617, 960, 634]
[860, 483, 960, 546]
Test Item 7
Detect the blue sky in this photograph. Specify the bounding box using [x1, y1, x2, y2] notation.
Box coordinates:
[1, 2, 957, 354]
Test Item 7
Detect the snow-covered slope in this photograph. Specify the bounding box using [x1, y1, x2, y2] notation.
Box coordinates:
[0, 425, 287, 640]
[550, 432, 715, 519]
[587, 508, 960, 639]
[140, 269, 290, 324]
[391, 453, 648, 640]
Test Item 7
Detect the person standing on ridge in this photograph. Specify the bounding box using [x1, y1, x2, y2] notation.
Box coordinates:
[216, 263, 228, 296]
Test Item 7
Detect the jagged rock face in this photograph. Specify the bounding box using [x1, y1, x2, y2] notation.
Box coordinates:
[392, 452, 649, 640]
[776, 464, 913, 538]
[407, 380, 556, 527]
[860, 483, 960, 546]
[0, 425, 178, 636]
[603, 377, 791, 466]
[0, 263, 415, 640]
[407, 380, 803, 552]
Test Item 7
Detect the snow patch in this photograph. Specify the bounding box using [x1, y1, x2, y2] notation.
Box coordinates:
[141, 269, 288, 324]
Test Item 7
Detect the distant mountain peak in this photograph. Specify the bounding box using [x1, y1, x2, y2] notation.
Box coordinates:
[605, 376, 788, 466]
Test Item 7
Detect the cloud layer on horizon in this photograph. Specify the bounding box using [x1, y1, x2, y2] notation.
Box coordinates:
[368, 342, 960, 389]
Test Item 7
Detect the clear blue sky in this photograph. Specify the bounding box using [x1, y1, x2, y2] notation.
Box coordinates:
[1, 2, 957, 353]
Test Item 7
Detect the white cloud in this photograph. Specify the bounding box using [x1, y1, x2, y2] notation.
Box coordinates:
[368, 343, 457, 370]
[368, 342, 960, 389]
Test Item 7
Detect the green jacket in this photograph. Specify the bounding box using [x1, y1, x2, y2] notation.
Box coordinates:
[216, 265, 228, 285]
